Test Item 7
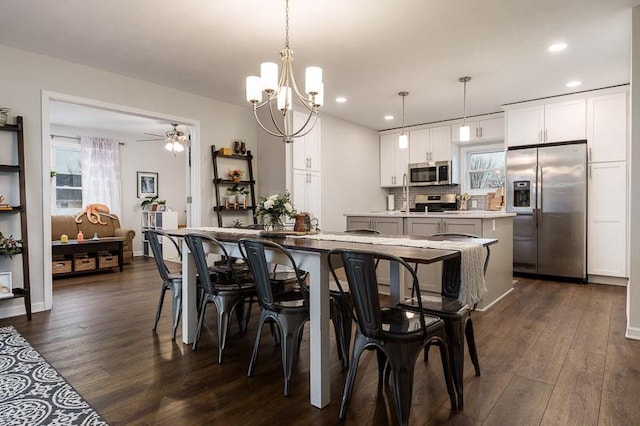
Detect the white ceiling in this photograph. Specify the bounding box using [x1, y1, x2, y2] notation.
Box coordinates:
[2, 0, 638, 133]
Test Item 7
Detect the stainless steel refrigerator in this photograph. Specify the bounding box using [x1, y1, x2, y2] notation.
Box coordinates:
[506, 142, 587, 281]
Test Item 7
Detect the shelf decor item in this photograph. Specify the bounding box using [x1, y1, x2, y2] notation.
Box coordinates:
[0, 107, 9, 127]
[228, 169, 245, 183]
[0, 272, 12, 299]
[256, 192, 297, 231]
[0, 231, 22, 258]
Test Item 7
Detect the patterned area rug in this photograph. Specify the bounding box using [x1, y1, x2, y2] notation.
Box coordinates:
[0, 326, 108, 425]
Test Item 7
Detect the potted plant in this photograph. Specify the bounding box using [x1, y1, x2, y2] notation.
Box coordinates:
[255, 192, 296, 230]
[140, 195, 159, 211]
[225, 186, 238, 208]
[0, 231, 22, 258]
[235, 186, 249, 206]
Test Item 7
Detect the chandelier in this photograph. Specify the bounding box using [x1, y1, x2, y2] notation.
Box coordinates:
[245, 0, 324, 143]
[164, 124, 186, 154]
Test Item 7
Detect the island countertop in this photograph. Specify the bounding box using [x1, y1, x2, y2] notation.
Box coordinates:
[344, 211, 516, 219]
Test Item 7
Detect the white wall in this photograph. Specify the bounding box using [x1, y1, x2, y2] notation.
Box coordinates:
[320, 114, 385, 231]
[257, 113, 384, 233]
[0, 43, 257, 316]
[628, 7, 640, 339]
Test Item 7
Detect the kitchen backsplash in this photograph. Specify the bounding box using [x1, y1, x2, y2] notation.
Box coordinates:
[387, 186, 487, 210]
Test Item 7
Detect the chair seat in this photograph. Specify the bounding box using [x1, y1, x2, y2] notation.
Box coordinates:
[166, 272, 182, 282]
[402, 295, 470, 316]
[380, 307, 443, 342]
[272, 290, 308, 312]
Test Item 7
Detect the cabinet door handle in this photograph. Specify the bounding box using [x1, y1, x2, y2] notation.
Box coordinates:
[475, 127, 479, 138]
[309, 158, 312, 169]
[588, 165, 592, 179]
[479, 127, 483, 138]
[588, 148, 592, 162]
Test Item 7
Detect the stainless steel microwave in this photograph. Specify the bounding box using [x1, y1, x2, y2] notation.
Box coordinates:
[408, 161, 453, 186]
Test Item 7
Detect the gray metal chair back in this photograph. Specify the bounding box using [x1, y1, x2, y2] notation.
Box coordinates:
[238, 239, 308, 309]
[328, 248, 456, 425]
[145, 229, 182, 340]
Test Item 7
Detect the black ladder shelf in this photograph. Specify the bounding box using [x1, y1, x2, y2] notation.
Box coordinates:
[211, 145, 257, 227]
[0, 116, 32, 320]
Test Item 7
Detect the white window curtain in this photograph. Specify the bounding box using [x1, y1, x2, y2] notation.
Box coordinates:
[80, 136, 122, 217]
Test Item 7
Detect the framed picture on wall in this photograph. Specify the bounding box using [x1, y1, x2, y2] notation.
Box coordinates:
[0, 272, 12, 299]
[137, 171, 158, 198]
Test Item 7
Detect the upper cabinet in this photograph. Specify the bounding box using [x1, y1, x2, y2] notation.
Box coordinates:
[451, 116, 504, 143]
[380, 133, 409, 187]
[292, 112, 321, 171]
[586, 91, 628, 163]
[506, 99, 586, 147]
[409, 125, 451, 164]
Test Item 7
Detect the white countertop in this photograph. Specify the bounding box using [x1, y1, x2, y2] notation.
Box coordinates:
[345, 210, 516, 219]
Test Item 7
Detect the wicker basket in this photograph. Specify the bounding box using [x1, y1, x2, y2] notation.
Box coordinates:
[74, 257, 96, 272]
[52, 260, 72, 275]
[98, 255, 119, 269]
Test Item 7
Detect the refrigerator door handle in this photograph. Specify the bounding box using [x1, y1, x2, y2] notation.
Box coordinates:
[539, 166, 543, 224]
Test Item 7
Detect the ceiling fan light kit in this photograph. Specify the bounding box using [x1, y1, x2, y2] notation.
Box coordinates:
[245, 0, 324, 143]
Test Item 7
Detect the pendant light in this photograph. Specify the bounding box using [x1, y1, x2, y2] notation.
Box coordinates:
[459, 76, 471, 142]
[398, 91, 409, 149]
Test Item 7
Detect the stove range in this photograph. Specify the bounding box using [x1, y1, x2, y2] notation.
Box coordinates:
[410, 193, 458, 213]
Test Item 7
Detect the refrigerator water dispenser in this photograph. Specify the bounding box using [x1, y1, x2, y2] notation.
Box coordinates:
[513, 181, 531, 207]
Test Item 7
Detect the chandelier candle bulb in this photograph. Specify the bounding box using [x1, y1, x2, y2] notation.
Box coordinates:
[314, 83, 324, 106]
[260, 62, 279, 92]
[246, 76, 262, 103]
[305, 66, 323, 94]
[277, 87, 292, 111]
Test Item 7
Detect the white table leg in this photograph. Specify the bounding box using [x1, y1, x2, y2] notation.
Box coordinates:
[300, 252, 330, 408]
[181, 240, 198, 344]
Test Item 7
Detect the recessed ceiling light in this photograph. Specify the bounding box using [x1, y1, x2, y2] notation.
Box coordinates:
[384, 115, 394, 120]
[548, 42, 568, 52]
[566, 80, 582, 88]
[335, 97, 347, 103]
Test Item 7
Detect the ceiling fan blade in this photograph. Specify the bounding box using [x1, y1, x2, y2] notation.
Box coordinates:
[136, 138, 164, 142]
[144, 132, 164, 137]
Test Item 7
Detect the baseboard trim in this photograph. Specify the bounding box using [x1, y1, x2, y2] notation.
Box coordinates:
[0, 301, 47, 320]
[476, 288, 514, 312]
[588, 275, 628, 286]
[626, 326, 640, 340]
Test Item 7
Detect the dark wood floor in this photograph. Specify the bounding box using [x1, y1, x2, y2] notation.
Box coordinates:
[2, 258, 639, 425]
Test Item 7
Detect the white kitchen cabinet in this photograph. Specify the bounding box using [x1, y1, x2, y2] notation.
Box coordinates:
[380, 133, 409, 187]
[586, 91, 627, 163]
[292, 169, 321, 222]
[429, 125, 452, 162]
[292, 112, 321, 171]
[452, 116, 504, 143]
[141, 211, 179, 261]
[506, 99, 586, 147]
[405, 217, 481, 235]
[587, 161, 627, 278]
[409, 126, 452, 163]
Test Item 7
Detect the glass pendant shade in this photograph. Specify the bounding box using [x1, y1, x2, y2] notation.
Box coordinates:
[459, 125, 471, 142]
[398, 133, 409, 149]
[246, 76, 262, 103]
[305, 67, 323, 94]
[260, 62, 279, 92]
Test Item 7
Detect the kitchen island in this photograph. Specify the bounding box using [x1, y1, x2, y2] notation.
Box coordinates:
[344, 211, 515, 311]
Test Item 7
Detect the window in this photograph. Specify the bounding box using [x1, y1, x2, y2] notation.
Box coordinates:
[51, 141, 83, 214]
[460, 144, 505, 195]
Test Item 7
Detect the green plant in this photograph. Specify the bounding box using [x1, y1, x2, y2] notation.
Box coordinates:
[140, 195, 159, 208]
[0, 231, 22, 258]
[256, 192, 296, 229]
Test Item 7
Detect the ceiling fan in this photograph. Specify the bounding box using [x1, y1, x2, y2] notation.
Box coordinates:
[137, 123, 187, 153]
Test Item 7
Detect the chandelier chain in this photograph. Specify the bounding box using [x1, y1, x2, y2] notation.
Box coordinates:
[285, 0, 290, 48]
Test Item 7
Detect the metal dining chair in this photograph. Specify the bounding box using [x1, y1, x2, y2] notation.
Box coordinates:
[146, 230, 183, 340]
[238, 238, 309, 397]
[401, 232, 490, 410]
[328, 248, 457, 425]
[184, 233, 256, 364]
